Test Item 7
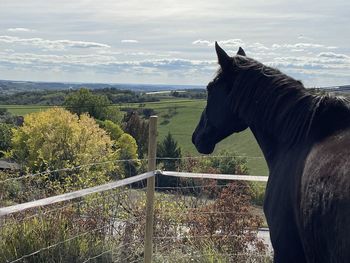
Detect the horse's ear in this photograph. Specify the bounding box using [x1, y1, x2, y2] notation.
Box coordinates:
[237, 47, 246, 56]
[215, 41, 231, 69]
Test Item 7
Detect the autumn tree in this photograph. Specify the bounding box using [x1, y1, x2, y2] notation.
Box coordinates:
[97, 119, 124, 141]
[122, 111, 149, 158]
[98, 119, 139, 177]
[116, 133, 139, 177]
[11, 108, 119, 193]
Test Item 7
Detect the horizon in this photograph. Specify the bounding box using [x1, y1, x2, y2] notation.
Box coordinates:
[1, 0, 350, 87]
[2, 78, 349, 91]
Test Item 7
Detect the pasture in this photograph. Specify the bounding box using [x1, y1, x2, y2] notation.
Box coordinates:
[136, 99, 268, 175]
[0, 104, 51, 116]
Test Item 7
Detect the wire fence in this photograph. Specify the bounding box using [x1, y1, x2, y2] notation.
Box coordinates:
[0, 112, 271, 262]
[0, 165, 272, 263]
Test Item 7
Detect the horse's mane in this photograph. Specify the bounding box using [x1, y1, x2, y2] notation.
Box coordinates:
[227, 56, 350, 147]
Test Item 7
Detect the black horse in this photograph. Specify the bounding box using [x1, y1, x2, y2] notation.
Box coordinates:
[192, 42, 350, 263]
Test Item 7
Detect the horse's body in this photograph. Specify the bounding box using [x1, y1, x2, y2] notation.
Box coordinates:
[192, 43, 350, 262]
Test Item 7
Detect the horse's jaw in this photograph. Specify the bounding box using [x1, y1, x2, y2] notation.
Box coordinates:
[195, 143, 215, 154]
[192, 133, 216, 154]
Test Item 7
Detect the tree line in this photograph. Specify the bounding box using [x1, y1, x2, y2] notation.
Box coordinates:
[0, 88, 159, 105]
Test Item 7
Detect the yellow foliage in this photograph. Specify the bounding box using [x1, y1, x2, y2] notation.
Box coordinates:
[11, 108, 120, 191]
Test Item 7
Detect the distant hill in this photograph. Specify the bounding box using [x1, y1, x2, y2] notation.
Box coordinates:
[2, 79, 350, 95]
[324, 85, 350, 94]
[0, 79, 205, 95]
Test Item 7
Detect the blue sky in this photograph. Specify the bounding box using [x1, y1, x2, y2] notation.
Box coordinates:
[1, 0, 350, 87]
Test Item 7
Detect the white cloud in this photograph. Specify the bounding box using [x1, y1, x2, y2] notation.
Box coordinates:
[269, 55, 350, 70]
[0, 36, 110, 50]
[317, 52, 350, 60]
[192, 39, 211, 46]
[7, 27, 34, 32]
[121, 40, 139, 43]
[191, 39, 350, 86]
[192, 39, 339, 54]
[297, 35, 314, 41]
[0, 50, 215, 73]
[272, 43, 337, 50]
[192, 39, 245, 48]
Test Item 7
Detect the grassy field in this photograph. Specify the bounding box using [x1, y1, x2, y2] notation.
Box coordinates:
[1, 100, 268, 175]
[1, 104, 52, 115]
[138, 99, 268, 175]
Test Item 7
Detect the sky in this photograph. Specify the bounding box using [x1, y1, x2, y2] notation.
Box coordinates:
[1, 0, 350, 87]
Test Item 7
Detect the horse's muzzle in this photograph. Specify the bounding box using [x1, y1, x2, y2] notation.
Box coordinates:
[192, 130, 215, 154]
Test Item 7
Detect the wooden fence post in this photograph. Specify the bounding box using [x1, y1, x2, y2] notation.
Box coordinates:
[144, 116, 157, 263]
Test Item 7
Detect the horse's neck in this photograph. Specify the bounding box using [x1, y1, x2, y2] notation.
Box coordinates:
[249, 124, 314, 177]
[234, 80, 318, 168]
[245, 85, 350, 170]
[248, 125, 277, 170]
[234, 79, 317, 146]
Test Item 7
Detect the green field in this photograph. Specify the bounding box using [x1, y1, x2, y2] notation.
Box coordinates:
[1, 100, 268, 175]
[1, 105, 52, 115]
[138, 100, 268, 175]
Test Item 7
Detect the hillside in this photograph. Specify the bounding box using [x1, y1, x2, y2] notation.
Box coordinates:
[138, 100, 268, 175]
[0, 79, 204, 95]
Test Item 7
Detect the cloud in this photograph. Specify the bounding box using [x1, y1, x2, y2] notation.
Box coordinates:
[191, 38, 350, 86]
[7, 27, 34, 32]
[297, 35, 314, 41]
[193, 39, 338, 52]
[317, 52, 350, 60]
[121, 39, 139, 43]
[0, 36, 110, 50]
[269, 55, 350, 70]
[272, 43, 337, 50]
[192, 39, 212, 46]
[192, 39, 245, 47]
[0, 50, 215, 74]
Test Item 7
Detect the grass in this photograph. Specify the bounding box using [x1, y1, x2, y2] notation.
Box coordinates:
[0, 104, 52, 115]
[138, 99, 268, 175]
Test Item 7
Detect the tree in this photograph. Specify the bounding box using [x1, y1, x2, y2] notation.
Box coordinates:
[64, 88, 122, 124]
[116, 133, 139, 177]
[157, 132, 182, 187]
[97, 119, 138, 160]
[11, 108, 119, 193]
[97, 120, 124, 141]
[123, 112, 149, 158]
[157, 132, 182, 171]
[0, 108, 17, 125]
[0, 123, 14, 157]
[97, 119, 140, 177]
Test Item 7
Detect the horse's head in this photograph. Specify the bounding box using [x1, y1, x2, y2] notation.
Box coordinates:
[192, 42, 248, 154]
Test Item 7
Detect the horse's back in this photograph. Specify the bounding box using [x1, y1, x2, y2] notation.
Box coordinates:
[300, 128, 350, 263]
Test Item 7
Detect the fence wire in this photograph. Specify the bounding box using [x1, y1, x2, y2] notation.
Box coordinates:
[0, 154, 272, 262]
